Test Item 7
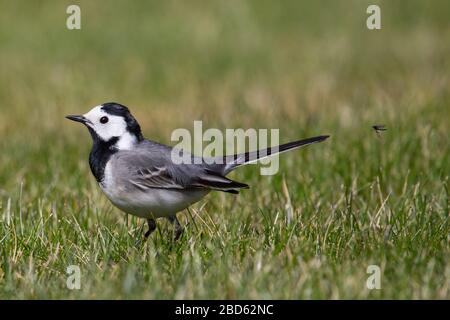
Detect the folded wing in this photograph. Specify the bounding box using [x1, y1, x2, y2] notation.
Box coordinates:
[113, 143, 248, 194]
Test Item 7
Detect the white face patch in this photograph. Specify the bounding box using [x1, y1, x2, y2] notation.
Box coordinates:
[83, 105, 137, 150]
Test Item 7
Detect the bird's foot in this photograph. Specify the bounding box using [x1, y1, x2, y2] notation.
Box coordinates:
[168, 215, 184, 241]
[144, 218, 156, 239]
[174, 226, 184, 241]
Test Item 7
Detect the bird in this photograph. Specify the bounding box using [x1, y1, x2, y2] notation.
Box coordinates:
[66, 102, 329, 240]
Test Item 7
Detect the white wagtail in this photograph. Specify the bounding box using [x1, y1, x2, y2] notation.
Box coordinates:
[66, 102, 329, 240]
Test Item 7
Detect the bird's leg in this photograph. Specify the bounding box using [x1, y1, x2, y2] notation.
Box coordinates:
[144, 218, 156, 239]
[168, 215, 184, 240]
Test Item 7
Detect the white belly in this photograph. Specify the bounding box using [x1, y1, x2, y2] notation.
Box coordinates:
[99, 163, 208, 219]
[102, 185, 208, 218]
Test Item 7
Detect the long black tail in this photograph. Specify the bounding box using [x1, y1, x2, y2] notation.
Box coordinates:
[223, 135, 330, 173]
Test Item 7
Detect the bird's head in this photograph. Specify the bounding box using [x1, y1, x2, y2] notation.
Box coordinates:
[66, 102, 143, 149]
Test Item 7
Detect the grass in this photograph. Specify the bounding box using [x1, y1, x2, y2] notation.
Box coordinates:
[0, 0, 449, 299]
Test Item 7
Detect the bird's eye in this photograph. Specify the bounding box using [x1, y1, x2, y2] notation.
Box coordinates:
[100, 116, 109, 124]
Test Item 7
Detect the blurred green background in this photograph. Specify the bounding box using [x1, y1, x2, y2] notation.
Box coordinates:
[0, 1, 448, 299]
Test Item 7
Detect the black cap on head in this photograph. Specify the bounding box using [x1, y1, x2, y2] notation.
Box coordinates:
[101, 102, 144, 141]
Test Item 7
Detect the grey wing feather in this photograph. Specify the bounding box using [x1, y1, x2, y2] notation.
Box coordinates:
[113, 140, 248, 194]
[189, 169, 249, 194]
[130, 166, 185, 191]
